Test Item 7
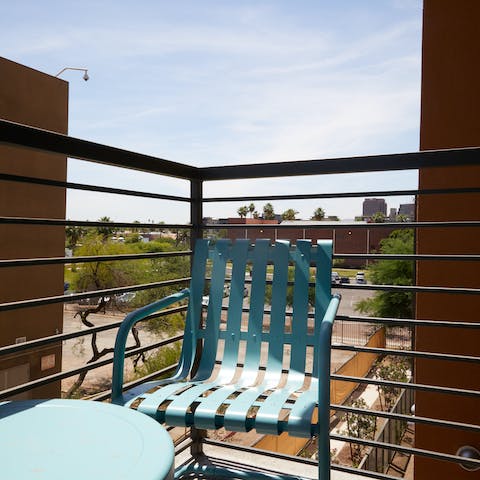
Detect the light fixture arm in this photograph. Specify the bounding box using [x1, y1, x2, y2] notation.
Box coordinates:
[55, 67, 89, 81]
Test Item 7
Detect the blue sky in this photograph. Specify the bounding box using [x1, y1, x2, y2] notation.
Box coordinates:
[1, 0, 423, 223]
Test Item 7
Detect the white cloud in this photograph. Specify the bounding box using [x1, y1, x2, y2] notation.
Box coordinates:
[1, 1, 422, 223]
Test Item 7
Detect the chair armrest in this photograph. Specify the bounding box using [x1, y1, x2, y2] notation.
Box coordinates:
[111, 288, 190, 404]
[317, 293, 341, 472]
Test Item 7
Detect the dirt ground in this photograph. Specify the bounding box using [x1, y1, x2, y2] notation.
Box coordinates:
[60, 287, 374, 396]
[61, 304, 163, 395]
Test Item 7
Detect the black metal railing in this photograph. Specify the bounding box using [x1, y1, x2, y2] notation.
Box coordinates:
[1, 118, 479, 477]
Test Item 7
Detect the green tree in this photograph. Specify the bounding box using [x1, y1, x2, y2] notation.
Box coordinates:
[341, 398, 377, 466]
[355, 229, 414, 318]
[375, 357, 410, 411]
[263, 203, 275, 220]
[311, 207, 325, 221]
[65, 224, 87, 249]
[71, 234, 143, 292]
[281, 208, 299, 221]
[131, 220, 141, 233]
[237, 206, 248, 218]
[248, 203, 256, 218]
[174, 229, 189, 247]
[133, 342, 182, 379]
[96, 216, 115, 240]
[370, 212, 386, 223]
[396, 214, 409, 222]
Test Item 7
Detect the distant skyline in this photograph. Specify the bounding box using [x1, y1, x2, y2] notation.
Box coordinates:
[1, 1, 423, 223]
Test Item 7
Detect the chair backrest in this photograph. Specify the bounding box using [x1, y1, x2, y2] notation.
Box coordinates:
[179, 239, 334, 385]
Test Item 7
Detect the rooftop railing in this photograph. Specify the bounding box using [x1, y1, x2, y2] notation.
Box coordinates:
[1, 118, 479, 478]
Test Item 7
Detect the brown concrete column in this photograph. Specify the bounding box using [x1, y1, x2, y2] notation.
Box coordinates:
[416, 1, 480, 478]
[0, 57, 68, 398]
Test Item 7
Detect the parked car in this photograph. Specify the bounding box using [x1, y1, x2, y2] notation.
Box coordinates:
[78, 295, 110, 306]
[116, 292, 136, 304]
[340, 276, 350, 284]
[331, 271, 341, 285]
[355, 271, 366, 284]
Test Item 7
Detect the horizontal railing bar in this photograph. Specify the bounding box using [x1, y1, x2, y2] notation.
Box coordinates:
[330, 433, 480, 468]
[331, 464, 402, 480]
[0, 172, 191, 202]
[331, 374, 480, 398]
[91, 363, 179, 402]
[332, 344, 479, 363]
[217, 307, 480, 329]
[203, 186, 480, 203]
[334, 253, 480, 261]
[238, 277, 479, 295]
[0, 306, 187, 357]
[0, 216, 190, 230]
[0, 278, 190, 312]
[0, 335, 183, 400]
[335, 314, 480, 329]
[0, 250, 192, 268]
[331, 404, 480, 433]
[334, 283, 479, 295]
[0, 118, 198, 180]
[203, 439, 317, 466]
[199, 146, 480, 180]
[204, 220, 480, 229]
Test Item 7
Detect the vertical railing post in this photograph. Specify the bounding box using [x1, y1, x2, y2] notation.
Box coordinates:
[190, 178, 203, 252]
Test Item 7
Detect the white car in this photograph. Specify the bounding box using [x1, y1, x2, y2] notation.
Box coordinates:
[331, 272, 341, 285]
[355, 272, 366, 284]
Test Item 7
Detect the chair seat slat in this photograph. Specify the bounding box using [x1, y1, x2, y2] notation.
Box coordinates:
[287, 385, 319, 438]
[164, 382, 217, 426]
[193, 385, 237, 430]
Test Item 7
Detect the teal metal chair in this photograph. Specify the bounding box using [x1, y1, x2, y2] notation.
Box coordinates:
[112, 239, 340, 480]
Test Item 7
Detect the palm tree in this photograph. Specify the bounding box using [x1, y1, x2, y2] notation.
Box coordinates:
[96, 216, 115, 240]
[311, 207, 325, 221]
[263, 203, 275, 220]
[281, 209, 298, 221]
[237, 206, 248, 218]
[65, 224, 86, 248]
[248, 203, 256, 218]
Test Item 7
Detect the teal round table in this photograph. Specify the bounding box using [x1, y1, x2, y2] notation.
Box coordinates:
[0, 399, 174, 480]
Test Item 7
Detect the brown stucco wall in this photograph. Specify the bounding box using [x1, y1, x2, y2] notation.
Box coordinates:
[226, 224, 395, 268]
[0, 57, 68, 398]
[416, 1, 480, 478]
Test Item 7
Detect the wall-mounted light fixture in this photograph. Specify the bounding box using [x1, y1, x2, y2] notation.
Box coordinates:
[55, 67, 89, 81]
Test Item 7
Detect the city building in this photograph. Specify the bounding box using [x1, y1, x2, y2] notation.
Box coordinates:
[362, 198, 387, 219]
[399, 203, 415, 220]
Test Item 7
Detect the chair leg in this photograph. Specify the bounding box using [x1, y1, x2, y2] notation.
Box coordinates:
[190, 426, 207, 456]
[318, 432, 331, 480]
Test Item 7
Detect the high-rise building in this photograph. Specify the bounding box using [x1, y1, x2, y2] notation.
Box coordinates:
[362, 198, 387, 218]
[398, 203, 415, 220]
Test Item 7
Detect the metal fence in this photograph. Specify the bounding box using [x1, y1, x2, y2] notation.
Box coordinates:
[360, 387, 415, 473]
[1, 118, 479, 478]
